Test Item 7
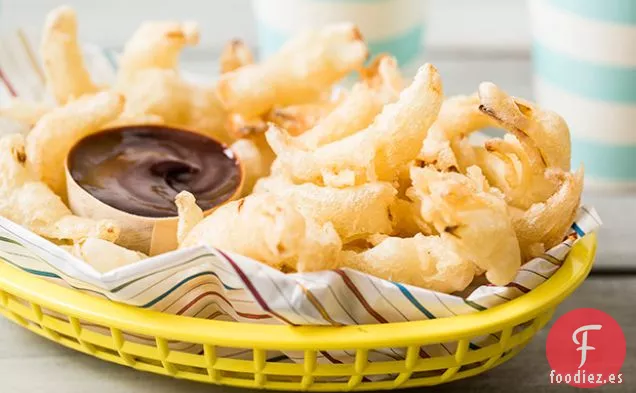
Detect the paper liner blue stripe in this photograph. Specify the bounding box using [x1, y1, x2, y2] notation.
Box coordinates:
[572, 223, 585, 237]
[141, 271, 234, 308]
[393, 282, 435, 319]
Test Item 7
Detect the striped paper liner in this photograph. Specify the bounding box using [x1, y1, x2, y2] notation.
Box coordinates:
[0, 207, 601, 365]
[529, 0, 636, 190]
[0, 29, 602, 366]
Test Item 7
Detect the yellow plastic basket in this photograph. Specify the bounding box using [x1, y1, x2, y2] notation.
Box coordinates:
[0, 233, 596, 391]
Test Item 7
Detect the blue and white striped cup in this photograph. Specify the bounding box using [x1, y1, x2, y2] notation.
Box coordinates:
[252, 0, 426, 67]
[530, 0, 636, 190]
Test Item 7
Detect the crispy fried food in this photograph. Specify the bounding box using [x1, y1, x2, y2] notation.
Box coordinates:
[297, 219, 342, 272]
[389, 197, 432, 237]
[252, 173, 294, 194]
[0, 134, 34, 190]
[64, 238, 146, 273]
[25, 92, 125, 196]
[0, 134, 120, 243]
[418, 94, 495, 172]
[359, 54, 404, 100]
[474, 82, 571, 209]
[175, 191, 204, 246]
[292, 56, 403, 149]
[266, 63, 442, 187]
[40, 6, 99, 104]
[478, 82, 571, 171]
[220, 40, 269, 140]
[216, 23, 368, 118]
[267, 126, 374, 187]
[220, 39, 254, 74]
[267, 98, 343, 137]
[419, 83, 582, 259]
[226, 94, 343, 140]
[117, 21, 199, 84]
[272, 182, 396, 241]
[409, 166, 521, 286]
[104, 113, 164, 128]
[17, 192, 120, 242]
[340, 234, 475, 293]
[473, 134, 556, 210]
[180, 193, 341, 272]
[512, 168, 584, 260]
[418, 83, 572, 211]
[286, 153, 520, 290]
[225, 113, 268, 139]
[230, 134, 276, 194]
[220, 38, 340, 140]
[119, 69, 231, 143]
[177, 193, 336, 272]
[368, 65, 441, 181]
[0, 99, 52, 126]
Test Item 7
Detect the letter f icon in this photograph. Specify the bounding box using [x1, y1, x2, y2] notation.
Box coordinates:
[572, 324, 602, 368]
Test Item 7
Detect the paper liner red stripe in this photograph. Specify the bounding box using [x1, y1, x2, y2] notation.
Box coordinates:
[219, 250, 297, 326]
[0, 66, 17, 97]
[334, 269, 388, 324]
[176, 290, 271, 320]
[506, 282, 530, 293]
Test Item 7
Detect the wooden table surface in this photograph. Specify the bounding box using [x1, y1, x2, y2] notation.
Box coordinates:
[1, 52, 634, 392]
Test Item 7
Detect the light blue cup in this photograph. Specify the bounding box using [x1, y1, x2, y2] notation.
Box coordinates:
[529, 0, 636, 190]
[252, 0, 427, 67]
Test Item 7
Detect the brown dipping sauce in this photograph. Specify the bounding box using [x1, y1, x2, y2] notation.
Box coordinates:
[68, 125, 242, 218]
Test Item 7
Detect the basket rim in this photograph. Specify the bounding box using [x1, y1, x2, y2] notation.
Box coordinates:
[0, 233, 596, 350]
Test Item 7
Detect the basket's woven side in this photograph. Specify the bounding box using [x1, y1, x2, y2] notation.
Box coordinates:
[0, 285, 556, 391]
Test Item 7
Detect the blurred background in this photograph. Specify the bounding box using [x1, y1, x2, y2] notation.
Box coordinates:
[1, 0, 535, 116]
[0, 0, 530, 53]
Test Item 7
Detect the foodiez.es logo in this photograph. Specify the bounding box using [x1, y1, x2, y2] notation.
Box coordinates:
[546, 308, 626, 388]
